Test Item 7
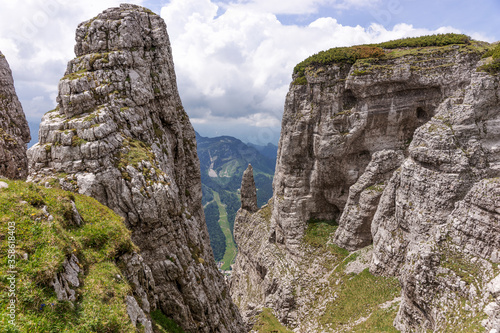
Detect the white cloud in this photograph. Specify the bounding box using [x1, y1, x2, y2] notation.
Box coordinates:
[0, 0, 484, 146]
[217, 0, 381, 15]
[0, 0, 143, 125]
[160, 0, 461, 133]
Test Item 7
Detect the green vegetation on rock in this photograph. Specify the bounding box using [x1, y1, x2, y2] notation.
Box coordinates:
[151, 310, 186, 333]
[478, 43, 500, 74]
[294, 45, 385, 78]
[298, 219, 401, 331]
[252, 308, 293, 333]
[321, 269, 400, 328]
[373, 33, 470, 49]
[303, 218, 349, 258]
[293, 33, 474, 81]
[0, 180, 137, 332]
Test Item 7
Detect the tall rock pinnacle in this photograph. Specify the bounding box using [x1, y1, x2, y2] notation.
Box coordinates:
[241, 164, 258, 212]
[0, 51, 30, 179]
[28, 4, 243, 332]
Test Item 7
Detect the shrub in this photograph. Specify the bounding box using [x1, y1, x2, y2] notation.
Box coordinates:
[294, 45, 384, 77]
[293, 33, 472, 78]
[478, 43, 500, 74]
[374, 33, 470, 49]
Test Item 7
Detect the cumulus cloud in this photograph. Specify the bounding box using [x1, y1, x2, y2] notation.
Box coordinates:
[160, 0, 461, 135]
[0, 0, 488, 146]
[0, 0, 143, 129]
[217, 0, 382, 15]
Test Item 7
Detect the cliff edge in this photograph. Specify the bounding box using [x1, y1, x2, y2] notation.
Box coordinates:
[230, 35, 500, 332]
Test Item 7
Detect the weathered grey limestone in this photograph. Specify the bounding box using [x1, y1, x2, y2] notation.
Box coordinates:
[241, 164, 258, 212]
[231, 42, 499, 331]
[0, 51, 30, 179]
[371, 68, 500, 331]
[333, 149, 404, 251]
[28, 4, 243, 332]
[272, 46, 480, 256]
[50, 254, 80, 302]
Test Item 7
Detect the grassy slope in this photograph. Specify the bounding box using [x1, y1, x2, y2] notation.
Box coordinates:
[0, 180, 137, 332]
[213, 192, 237, 271]
[252, 308, 293, 333]
[0, 180, 185, 333]
[305, 221, 400, 331]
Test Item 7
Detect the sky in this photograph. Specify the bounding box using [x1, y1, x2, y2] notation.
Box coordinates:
[0, 0, 498, 147]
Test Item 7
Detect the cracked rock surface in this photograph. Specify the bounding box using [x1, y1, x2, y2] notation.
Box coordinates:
[230, 43, 500, 331]
[28, 4, 243, 332]
[0, 51, 30, 180]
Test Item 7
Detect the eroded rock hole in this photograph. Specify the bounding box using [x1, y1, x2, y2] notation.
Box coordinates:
[342, 89, 357, 110]
[416, 107, 427, 119]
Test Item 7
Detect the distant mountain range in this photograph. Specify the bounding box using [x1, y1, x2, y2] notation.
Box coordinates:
[196, 132, 277, 269]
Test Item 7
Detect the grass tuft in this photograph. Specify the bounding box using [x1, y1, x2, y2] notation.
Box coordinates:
[478, 43, 500, 74]
[252, 308, 293, 333]
[151, 310, 185, 333]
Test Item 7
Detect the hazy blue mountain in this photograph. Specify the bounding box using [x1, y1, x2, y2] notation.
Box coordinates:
[247, 142, 278, 164]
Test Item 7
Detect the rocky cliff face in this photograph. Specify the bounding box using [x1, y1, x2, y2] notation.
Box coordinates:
[370, 64, 500, 331]
[27, 5, 243, 332]
[0, 51, 30, 179]
[230, 40, 500, 331]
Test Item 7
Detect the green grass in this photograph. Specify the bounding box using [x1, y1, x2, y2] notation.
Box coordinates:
[351, 305, 400, 332]
[300, 219, 401, 331]
[252, 308, 293, 333]
[321, 269, 400, 328]
[151, 310, 185, 333]
[478, 43, 500, 74]
[303, 219, 349, 259]
[293, 33, 475, 79]
[115, 137, 165, 182]
[61, 69, 86, 81]
[0, 180, 138, 332]
[213, 192, 237, 271]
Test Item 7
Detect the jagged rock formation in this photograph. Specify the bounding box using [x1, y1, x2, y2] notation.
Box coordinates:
[370, 66, 500, 331]
[230, 40, 500, 332]
[334, 149, 404, 251]
[27, 4, 243, 333]
[0, 51, 30, 179]
[241, 164, 258, 212]
[273, 44, 480, 254]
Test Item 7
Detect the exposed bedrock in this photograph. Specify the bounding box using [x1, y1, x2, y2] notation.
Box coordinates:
[230, 42, 500, 331]
[0, 51, 30, 179]
[27, 4, 244, 332]
[272, 46, 480, 255]
[370, 68, 500, 331]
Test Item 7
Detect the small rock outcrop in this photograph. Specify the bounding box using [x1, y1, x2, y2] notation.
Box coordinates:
[0, 51, 30, 179]
[230, 39, 500, 331]
[28, 5, 243, 332]
[241, 164, 258, 212]
[50, 254, 81, 302]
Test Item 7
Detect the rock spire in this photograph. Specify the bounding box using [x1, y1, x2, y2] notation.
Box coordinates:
[241, 164, 258, 212]
[28, 4, 243, 332]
